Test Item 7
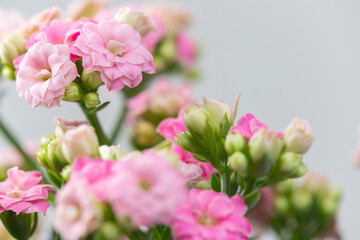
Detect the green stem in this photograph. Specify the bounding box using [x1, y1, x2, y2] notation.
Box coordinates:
[79, 102, 110, 145]
[0, 117, 51, 184]
[110, 103, 128, 144]
[220, 169, 231, 195]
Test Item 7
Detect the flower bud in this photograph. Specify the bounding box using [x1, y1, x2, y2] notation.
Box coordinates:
[249, 128, 283, 162]
[81, 69, 102, 90]
[228, 152, 248, 174]
[63, 82, 83, 102]
[283, 118, 314, 154]
[99, 145, 124, 160]
[83, 92, 100, 108]
[0, 211, 37, 240]
[61, 125, 99, 162]
[274, 196, 289, 215]
[202, 97, 233, 126]
[183, 106, 208, 135]
[179, 162, 202, 186]
[133, 120, 163, 148]
[159, 36, 176, 61]
[114, 7, 157, 37]
[1, 65, 15, 80]
[278, 152, 303, 177]
[176, 132, 198, 153]
[321, 197, 339, 217]
[225, 132, 245, 155]
[0, 33, 26, 66]
[291, 189, 312, 212]
[47, 139, 68, 171]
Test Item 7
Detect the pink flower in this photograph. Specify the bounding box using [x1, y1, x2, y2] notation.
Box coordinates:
[176, 31, 196, 66]
[157, 111, 217, 179]
[0, 141, 38, 169]
[16, 42, 78, 107]
[103, 151, 186, 226]
[140, 15, 166, 51]
[66, 0, 108, 21]
[231, 113, 282, 139]
[172, 189, 251, 240]
[70, 19, 155, 91]
[0, 9, 24, 39]
[0, 167, 53, 214]
[54, 178, 101, 240]
[26, 19, 70, 49]
[126, 79, 193, 123]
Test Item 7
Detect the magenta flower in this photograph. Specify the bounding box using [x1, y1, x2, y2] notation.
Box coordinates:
[172, 189, 251, 240]
[70, 19, 155, 91]
[157, 111, 217, 179]
[102, 151, 186, 226]
[231, 113, 282, 139]
[16, 42, 78, 108]
[0, 167, 53, 215]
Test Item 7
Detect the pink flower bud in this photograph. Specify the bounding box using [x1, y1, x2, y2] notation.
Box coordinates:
[249, 128, 283, 162]
[283, 118, 314, 154]
[114, 7, 157, 37]
[61, 125, 99, 162]
[179, 162, 202, 186]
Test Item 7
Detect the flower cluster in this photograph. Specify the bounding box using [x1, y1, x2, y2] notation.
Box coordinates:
[270, 173, 341, 240]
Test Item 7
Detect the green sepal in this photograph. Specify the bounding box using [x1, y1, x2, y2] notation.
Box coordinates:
[244, 189, 261, 210]
[0, 211, 37, 240]
[210, 174, 221, 192]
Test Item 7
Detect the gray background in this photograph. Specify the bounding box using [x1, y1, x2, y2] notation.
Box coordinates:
[0, 0, 359, 239]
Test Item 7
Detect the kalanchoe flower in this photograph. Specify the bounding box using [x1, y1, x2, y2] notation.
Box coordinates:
[54, 178, 102, 240]
[0, 9, 24, 39]
[16, 42, 78, 108]
[70, 19, 155, 91]
[114, 7, 157, 37]
[171, 189, 251, 240]
[0, 167, 53, 215]
[283, 118, 314, 154]
[176, 31, 197, 67]
[101, 151, 187, 226]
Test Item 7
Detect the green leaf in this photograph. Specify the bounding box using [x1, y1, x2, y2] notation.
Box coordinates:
[89, 101, 110, 114]
[220, 114, 231, 139]
[245, 189, 261, 209]
[47, 170, 63, 189]
[210, 174, 221, 192]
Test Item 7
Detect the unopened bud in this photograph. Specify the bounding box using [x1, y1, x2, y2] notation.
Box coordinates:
[225, 132, 245, 155]
[114, 7, 157, 37]
[159, 36, 176, 60]
[46, 139, 68, 172]
[274, 196, 289, 214]
[60, 165, 72, 181]
[228, 152, 248, 174]
[321, 196, 339, 217]
[249, 128, 283, 162]
[99, 145, 124, 160]
[278, 152, 303, 177]
[0, 33, 26, 66]
[291, 190, 312, 212]
[81, 69, 102, 90]
[63, 82, 83, 102]
[176, 132, 197, 153]
[202, 97, 233, 126]
[83, 92, 100, 108]
[184, 106, 208, 135]
[1, 65, 15, 80]
[284, 118, 314, 154]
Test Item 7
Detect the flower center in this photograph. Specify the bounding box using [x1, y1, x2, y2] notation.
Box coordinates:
[106, 40, 126, 57]
[139, 180, 151, 191]
[196, 214, 217, 226]
[65, 205, 80, 221]
[8, 191, 22, 198]
[35, 69, 51, 81]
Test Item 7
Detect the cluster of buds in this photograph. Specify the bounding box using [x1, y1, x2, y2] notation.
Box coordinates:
[270, 173, 341, 240]
[178, 96, 314, 208]
[127, 79, 194, 149]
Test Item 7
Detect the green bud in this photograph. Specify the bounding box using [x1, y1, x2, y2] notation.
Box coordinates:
[81, 69, 102, 90]
[83, 92, 101, 108]
[0, 33, 26, 66]
[249, 128, 283, 163]
[291, 164, 307, 178]
[159, 36, 176, 60]
[278, 152, 303, 177]
[36, 147, 50, 169]
[202, 97, 233, 126]
[60, 165, 72, 181]
[176, 132, 198, 153]
[274, 196, 289, 215]
[291, 190, 312, 212]
[98, 144, 124, 160]
[184, 106, 208, 135]
[63, 82, 83, 102]
[0, 211, 37, 240]
[47, 139, 68, 172]
[99, 222, 122, 240]
[1, 65, 15, 80]
[320, 197, 339, 217]
[228, 152, 248, 174]
[39, 136, 51, 148]
[154, 56, 166, 72]
[225, 132, 245, 155]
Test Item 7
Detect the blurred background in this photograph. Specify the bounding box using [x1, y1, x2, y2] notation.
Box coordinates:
[1, 0, 360, 239]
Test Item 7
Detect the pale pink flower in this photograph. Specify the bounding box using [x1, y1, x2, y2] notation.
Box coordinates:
[0, 9, 24, 39]
[66, 0, 108, 21]
[26, 19, 70, 49]
[0, 141, 38, 169]
[20, 7, 61, 38]
[70, 19, 155, 91]
[54, 178, 101, 240]
[127, 79, 193, 123]
[93, 8, 118, 22]
[179, 162, 202, 186]
[103, 151, 186, 226]
[157, 111, 217, 179]
[231, 113, 282, 139]
[176, 31, 196, 66]
[140, 15, 166, 51]
[172, 189, 251, 240]
[0, 167, 53, 214]
[54, 118, 90, 136]
[283, 118, 313, 154]
[16, 42, 78, 107]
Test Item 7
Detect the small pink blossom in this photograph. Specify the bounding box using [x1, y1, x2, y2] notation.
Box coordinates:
[0, 9, 24, 39]
[54, 178, 101, 240]
[0, 167, 53, 214]
[140, 15, 166, 51]
[231, 113, 282, 139]
[176, 31, 196, 66]
[172, 189, 251, 240]
[70, 19, 155, 91]
[16, 42, 78, 108]
[102, 151, 186, 226]
[157, 110, 217, 179]
[0, 141, 38, 169]
[127, 79, 193, 123]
